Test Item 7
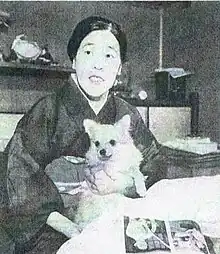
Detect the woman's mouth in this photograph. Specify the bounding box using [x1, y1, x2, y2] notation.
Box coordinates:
[89, 75, 104, 84]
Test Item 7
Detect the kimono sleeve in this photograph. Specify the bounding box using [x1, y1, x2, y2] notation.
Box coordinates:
[3, 95, 64, 247]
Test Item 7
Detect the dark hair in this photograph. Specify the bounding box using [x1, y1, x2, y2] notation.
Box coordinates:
[67, 16, 127, 63]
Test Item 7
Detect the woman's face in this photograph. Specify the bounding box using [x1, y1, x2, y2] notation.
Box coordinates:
[73, 30, 122, 98]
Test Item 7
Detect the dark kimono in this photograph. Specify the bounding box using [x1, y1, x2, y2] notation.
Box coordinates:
[0, 79, 166, 253]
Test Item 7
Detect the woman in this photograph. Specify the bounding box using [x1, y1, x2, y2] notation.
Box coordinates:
[0, 16, 166, 253]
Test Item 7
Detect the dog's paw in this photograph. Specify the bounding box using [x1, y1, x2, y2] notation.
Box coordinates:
[135, 182, 148, 198]
[138, 190, 147, 198]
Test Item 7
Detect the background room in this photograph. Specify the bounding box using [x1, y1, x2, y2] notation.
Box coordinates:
[0, 1, 219, 151]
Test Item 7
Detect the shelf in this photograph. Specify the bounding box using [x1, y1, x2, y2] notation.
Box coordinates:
[0, 62, 75, 78]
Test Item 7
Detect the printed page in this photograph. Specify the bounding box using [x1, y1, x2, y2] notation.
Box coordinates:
[124, 217, 211, 254]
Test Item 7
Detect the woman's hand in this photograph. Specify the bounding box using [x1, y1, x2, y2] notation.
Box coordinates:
[46, 211, 82, 238]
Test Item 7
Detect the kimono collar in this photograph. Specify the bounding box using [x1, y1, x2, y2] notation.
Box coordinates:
[60, 77, 117, 124]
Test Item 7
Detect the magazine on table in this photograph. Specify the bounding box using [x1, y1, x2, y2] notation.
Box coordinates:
[124, 217, 211, 254]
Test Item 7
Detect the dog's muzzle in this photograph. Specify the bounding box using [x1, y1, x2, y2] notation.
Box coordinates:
[98, 149, 112, 161]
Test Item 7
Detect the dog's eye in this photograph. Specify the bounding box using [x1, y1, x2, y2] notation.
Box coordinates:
[94, 141, 100, 147]
[109, 139, 116, 146]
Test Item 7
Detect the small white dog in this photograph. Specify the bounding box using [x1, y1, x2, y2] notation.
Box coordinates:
[56, 115, 148, 254]
[83, 114, 147, 198]
[71, 114, 147, 228]
[48, 114, 147, 242]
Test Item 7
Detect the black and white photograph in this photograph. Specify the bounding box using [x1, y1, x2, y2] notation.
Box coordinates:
[124, 217, 211, 253]
[0, 1, 220, 254]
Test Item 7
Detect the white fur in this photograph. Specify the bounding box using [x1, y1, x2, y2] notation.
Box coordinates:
[83, 114, 147, 198]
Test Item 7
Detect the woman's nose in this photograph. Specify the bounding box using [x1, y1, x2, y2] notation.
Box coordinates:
[94, 65, 103, 70]
[93, 61, 103, 70]
[92, 55, 105, 70]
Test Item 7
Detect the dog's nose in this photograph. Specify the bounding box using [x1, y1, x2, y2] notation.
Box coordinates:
[99, 149, 106, 156]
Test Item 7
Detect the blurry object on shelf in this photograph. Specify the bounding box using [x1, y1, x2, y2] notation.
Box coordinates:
[129, 86, 149, 101]
[4, 34, 58, 66]
[0, 10, 12, 33]
[155, 68, 193, 103]
[129, 76, 155, 101]
[155, 67, 192, 79]
[12, 34, 42, 60]
[36, 44, 58, 66]
[130, 85, 145, 99]
[138, 90, 148, 100]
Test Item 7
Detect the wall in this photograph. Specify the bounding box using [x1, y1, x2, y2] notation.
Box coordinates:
[163, 1, 220, 142]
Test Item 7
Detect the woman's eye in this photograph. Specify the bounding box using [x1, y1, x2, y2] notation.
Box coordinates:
[109, 139, 116, 146]
[95, 141, 100, 147]
[106, 53, 114, 58]
[85, 50, 91, 55]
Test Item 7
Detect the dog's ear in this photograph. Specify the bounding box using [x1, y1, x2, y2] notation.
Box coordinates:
[83, 119, 97, 136]
[115, 114, 131, 130]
